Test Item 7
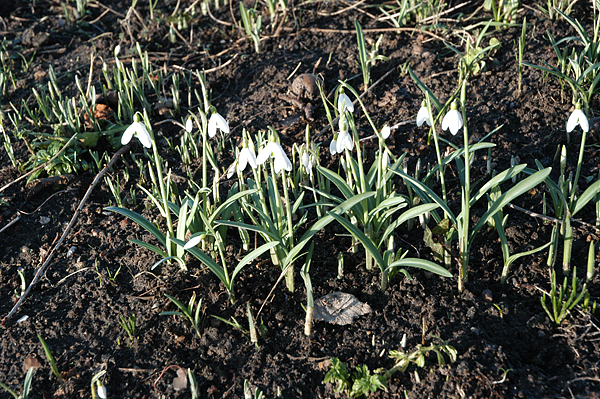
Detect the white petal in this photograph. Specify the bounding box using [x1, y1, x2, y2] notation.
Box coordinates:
[329, 139, 338, 155]
[337, 130, 353, 152]
[239, 148, 257, 171]
[121, 124, 135, 145]
[134, 122, 152, 148]
[382, 149, 389, 167]
[208, 115, 217, 137]
[337, 93, 354, 115]
[416, 107, 431, 127]
[209, 113, 229, 138]
[114, 45, 121, 56]
[273, 144, 292, 173]
[185, 118, 193, 133]
[256, 142, 276, 165]
[238, 152, 248, 172]
[580, 114, 590, 132]
[567, 109, 589, 133]
[442, 110, 463, 136]
[381, 125, 391, 139]
[97, 385, 107, 399]
[301, 152, 310, 169]
[226, 162, 236, 179]
[184, 235, 202, 250]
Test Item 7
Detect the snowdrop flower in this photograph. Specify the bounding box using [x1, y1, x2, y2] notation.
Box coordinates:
[382, 147, 390, 168]
[227, 139, 257, 178]
[416, 100, 432, 127]
[114, 44, 122, 69]
[301, 149, 314, 181]
[97, 381, 107, 399]
[184, 233, 206, 250]
[337, 89, 354, 116]
[208, 107, 229, 138]
[185, 117, 193, 133]
[256, 137, 292, 174]
[336, 119, 353, 153]
[441, 101, 463, 136]
[381, 125, 391, 139]
[566, 104, 589, 133]
[329, 133, 339, 155]
[121, 113, 152, 148]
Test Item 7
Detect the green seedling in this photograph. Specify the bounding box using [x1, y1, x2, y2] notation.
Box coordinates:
[523, 4, 600, 112]
[387, 336, 457, 375]
[0, 367, 34, 399]
[37, 334, 63, 382]
[323, 357, 351, 394]
[515, 17, 527, 95]
[541, 266, 588, 324]
[354, 20, 388, 92]
[119, 315, 136, 346]
[324, 358, 387, 397]
[239, 2, 262, 54]
[244, 380, 264, 399]
[537, 0, 575, 20]
[160, 293, 203, 337]
[484, 0, 519, 25]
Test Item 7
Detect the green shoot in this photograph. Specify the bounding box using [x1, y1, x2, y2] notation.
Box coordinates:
[37, 334, 63, 382]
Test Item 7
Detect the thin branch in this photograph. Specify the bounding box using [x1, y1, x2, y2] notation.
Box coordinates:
[1, 143, 132, 326]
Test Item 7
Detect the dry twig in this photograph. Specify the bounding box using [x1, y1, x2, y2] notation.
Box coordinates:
[1, 143, 132, 326]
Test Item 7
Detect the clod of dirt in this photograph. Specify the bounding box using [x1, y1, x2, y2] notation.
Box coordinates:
[313, 292, 372, 325]
[173, 368, 187, 391]
[23, 355, 41, 372]
[22, 28, 48, 48]
[290, 73, 322, 100]
[280, 73, 324, 122]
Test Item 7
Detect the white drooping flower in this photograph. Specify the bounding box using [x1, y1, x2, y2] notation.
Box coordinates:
[121, 113, 152, 148]
[329, 133, 339, 155]
[381, 125, 391, 139]
[416, 100, 432, 127]
[97, 382, 107, 399]
[229, 139, 258, 179]
[185, 117, 193, 133]
[184, 233, 206, 250]
[566, 104, 589, 133]
[441, 101, 463, 136]
[301, 149, 314, 180]
[256, 138, 292, 174]
[337, 90, 354, 116]
[208, 107, 229, 138]
[336, 118, 353, 153]
[114, 44, 122, 69]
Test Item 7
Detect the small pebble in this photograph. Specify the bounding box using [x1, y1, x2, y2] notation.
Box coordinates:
[21, 246, 30, 253]
[466, 306, 476, 319]
[67, 246, 76, 258]
[39, 216, 50, 225]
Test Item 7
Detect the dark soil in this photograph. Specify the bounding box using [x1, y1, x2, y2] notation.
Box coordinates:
[1, 1, 600, 398]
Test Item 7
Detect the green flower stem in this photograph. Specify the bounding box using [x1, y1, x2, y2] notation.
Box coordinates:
[147, 114, 175, 253]
[458, 81, 470, 292]
[570, 129, 587, 207]
[281, 169, 295, 292]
